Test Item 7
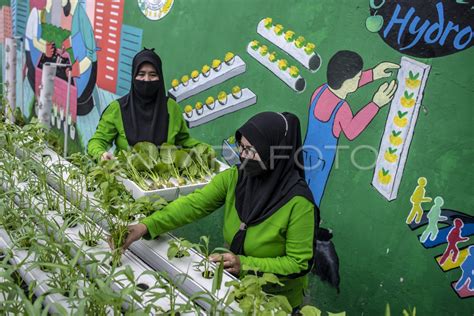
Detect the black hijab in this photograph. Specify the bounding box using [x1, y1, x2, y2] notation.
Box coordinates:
[118, 48, 169, 147]
[230, 112, 318, 256]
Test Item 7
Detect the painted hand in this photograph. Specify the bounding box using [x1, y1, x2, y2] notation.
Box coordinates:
[122, 223, 148, 252]
[66, 61, 80, 78]
[373, 62, 400, 80]
[373, 79, 397, 108]
[210, 253, 241, 276]
[45, 42, 55, 58]
[101, 152, 114, 161]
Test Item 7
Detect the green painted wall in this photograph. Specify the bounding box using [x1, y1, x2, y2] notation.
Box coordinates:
[121, 0, 473, 315]
[0, 0, 471, 314]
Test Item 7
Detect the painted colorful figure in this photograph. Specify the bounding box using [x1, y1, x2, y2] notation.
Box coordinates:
[302, 50, 399, 207]
[420, 196, 447, 243]
[455, 246, 474, 291]
[61, 0, 97, 116]
[439, 218, 469, 265]
[406, 177, 432, 224]
[24, 0, 53, 90]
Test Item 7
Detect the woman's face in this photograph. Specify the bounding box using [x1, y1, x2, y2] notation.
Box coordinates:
[135, 63, 159, 81]
[238, 136, 261, 161]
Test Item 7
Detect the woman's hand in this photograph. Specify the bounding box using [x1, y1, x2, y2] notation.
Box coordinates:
[210, 253, 241, 276]
[101, 152, 114, 161]
[122, 223, 148, 252]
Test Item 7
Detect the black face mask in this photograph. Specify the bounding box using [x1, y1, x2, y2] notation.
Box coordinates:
[63, 0, 71, 17]
[240, 158, 267, 177]
[133, 79, 160, 99]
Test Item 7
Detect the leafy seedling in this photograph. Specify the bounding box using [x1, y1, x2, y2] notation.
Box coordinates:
[167, 237, 194, 260]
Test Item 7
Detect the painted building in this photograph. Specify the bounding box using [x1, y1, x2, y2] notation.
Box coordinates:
[116, 24, 142, 96]
[10, 0, 27, 37]
[0, 5, 12, 42]
[94, 0, 123, 93]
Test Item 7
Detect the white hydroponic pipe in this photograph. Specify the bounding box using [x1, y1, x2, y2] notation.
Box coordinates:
[4, 38, 16, 123]
[12, 36, 24, 113]
[0, 151, 198, 315]
[14, 145, 240, 313]
[38, 63, 56, 128]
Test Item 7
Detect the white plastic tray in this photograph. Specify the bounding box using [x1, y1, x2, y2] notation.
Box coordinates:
[119, 159, 230, 201]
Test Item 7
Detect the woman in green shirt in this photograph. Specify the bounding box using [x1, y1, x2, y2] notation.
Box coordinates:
[122, 112, 318, 308]
[87, 48, 201, 161]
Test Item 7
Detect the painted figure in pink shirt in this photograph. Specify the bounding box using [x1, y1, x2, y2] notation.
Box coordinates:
[303, 50, 399, 207]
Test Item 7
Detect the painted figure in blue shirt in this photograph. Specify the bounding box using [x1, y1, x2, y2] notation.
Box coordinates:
[62, 0, 98, 116]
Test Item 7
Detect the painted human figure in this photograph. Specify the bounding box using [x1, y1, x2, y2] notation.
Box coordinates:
[61, 0, 97, 116]
[24, 0, 53, 90]
[439, 218, 469, 265]
[455, 246, 474, 291]
[406, 177, 432, 224]
[420, 196, 447, 243]
[303, 50, 399, 207]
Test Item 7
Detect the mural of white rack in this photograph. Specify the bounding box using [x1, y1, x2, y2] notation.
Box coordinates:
[246, 42, 306, 92]
[168, 55, 246, 103]
[256, 19, 321, 72]
[372, 56, 431, 201]
[183, 88, 257, 128]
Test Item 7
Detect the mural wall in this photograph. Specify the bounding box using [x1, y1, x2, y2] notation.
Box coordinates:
[0, 0, 472, 314]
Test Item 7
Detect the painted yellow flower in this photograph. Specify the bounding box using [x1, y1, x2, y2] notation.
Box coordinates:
[259, 45, 268, 56]
[401, 98, 415, 108]
[217, 91, 227, 104]
[295, 36, 305, 48]
[232, 85, 242, 99]
[184, 105, 193, 118]
[191, 70, 199, 79]
[384, 148, 398, 163]
[202, 64, 210, 74]
[268, 52, 277, 62]
[224, 52, 235, 64]
[263, 17, 273, 29]
[289, 66, 299, 78]
[171, 79, 179, 89]
[304, 42, 316, 55]
[205, 96, 215, 105]
[184, 105, 193, 113]
[274, 24, 284, 35]
[205, 96, 215, 110]
[405, 71, 421, 89]
[181, 75, 190, 85]
[284, 30, 295, 42]
[378, 168, 391, 185]
[212, 59, 222, 70]
[393, 111, 409, 128]
[389, 130, 403, 146]
[250, 40, 260, 50]
[278, 59, 288, 71]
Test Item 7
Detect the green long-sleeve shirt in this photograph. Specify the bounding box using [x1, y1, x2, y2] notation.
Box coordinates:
[141, 166, 315, 307]
[87, 98, 201, 159]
